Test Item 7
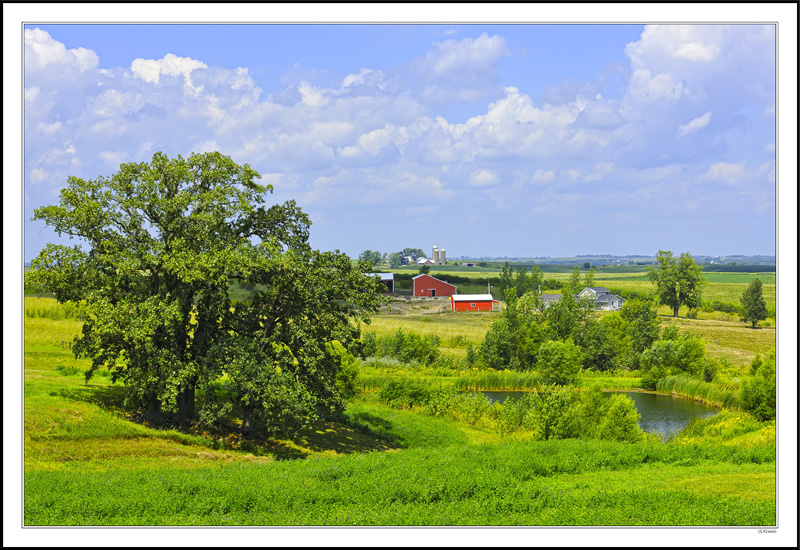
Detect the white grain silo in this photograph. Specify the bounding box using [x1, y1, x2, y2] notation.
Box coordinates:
[433, 246, 439, 265]
[440, 249, 446, 265]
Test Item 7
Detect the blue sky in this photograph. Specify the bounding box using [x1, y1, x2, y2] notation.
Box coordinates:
[17, 17, 786, 263]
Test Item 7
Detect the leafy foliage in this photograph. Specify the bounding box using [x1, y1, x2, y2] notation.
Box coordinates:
[536, 340, 584, 386]
[479, 288, 547, 370]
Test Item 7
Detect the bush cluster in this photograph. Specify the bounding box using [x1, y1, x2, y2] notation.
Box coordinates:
[701, 300, 743, 315]
[739, 352, 776, 421]
[377, 380, 647, 444]
[360, 329, 440, 366]
[491, 386, 646, 443]
[377, 378, 432, 409]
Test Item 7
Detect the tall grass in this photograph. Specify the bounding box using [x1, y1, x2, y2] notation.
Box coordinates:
[656, 374, 740, 409]
[24, 296, 86, 320]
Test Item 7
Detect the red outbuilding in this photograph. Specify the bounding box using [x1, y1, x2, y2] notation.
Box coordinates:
[412, 274, 457, 297]
[450, 294, 501, 312]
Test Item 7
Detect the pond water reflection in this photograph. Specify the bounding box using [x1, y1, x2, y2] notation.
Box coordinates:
[476, 390, 719, 440]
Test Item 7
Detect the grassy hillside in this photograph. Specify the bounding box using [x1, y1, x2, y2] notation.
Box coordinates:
[22, 296, 776, 527]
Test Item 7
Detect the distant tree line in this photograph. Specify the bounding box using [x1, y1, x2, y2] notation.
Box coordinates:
[360, 248, 426, 268]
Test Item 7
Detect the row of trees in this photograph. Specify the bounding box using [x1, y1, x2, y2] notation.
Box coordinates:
[478, 287, 712, 386]
[30, 152, 386, 434]
[496, 262, 598, 300]
[359, 248, 426, 268]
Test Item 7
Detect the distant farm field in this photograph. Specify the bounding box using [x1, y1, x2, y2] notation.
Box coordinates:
[403, 269, 777, 309]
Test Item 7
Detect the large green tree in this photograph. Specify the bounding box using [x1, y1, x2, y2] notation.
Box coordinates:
[359, 249, 384, 266]
[387, 252, 403, 268]
[400, 248, 424, 262]
[740, 278, 768, 328]
[647, 250, 705, 317]
[30, 152, 384, 432]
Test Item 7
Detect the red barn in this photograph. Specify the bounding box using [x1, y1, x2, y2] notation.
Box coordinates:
[451, 294, 501, 312]
[412, 274, 457, 297]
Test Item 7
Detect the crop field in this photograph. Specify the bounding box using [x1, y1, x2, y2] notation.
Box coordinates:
[363, 311, 496, 358]
[21, 295, 778, 528]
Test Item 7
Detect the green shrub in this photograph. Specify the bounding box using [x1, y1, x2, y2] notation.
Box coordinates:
[429, 353, 466, 373]
[373, 329, 441, 366]
[530, 385, 580, 440]
[702, 358, 719, 383]
[598, 394, 645, 443]
[739, 351, 776, 421]
[640, 366, 666, 391]
[425, 386, 460, 417]
[360, 331, 378, 358]
[465, 344, 478, 366]
[378, 378, 431, 409]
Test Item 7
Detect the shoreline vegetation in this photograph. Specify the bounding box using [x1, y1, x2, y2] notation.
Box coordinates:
[23, 265, 776, 526]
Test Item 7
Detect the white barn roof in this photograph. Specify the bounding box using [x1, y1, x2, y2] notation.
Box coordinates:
[451, 294, 498, 302]
[371, 273, 394, 281]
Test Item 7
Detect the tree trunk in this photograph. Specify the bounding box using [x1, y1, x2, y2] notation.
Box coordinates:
[673, 304, 680, 317]
[241, 407, 255, 435]
[142, 394, 163, 423]
[177, 384, 196, 420]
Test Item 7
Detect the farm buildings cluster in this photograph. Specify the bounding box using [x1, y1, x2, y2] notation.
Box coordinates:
[367, 244, 625, 312]
[368, 271, 625, 313]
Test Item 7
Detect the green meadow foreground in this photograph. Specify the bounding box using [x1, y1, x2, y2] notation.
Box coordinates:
[24, 296, 776, 526]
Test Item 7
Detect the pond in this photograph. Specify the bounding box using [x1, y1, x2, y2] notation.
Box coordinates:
[476, 390, 719, 440]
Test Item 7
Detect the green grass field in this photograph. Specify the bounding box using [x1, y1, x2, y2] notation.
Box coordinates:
[22, 294, 777, 527]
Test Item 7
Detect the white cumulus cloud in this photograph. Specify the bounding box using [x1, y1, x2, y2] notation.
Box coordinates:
[131, 53, 207, 95]
[703, 162, 746, 184]
[25, 28, 99, 72]
[470, 169, 500, 187]
[678, 111, 712, 136]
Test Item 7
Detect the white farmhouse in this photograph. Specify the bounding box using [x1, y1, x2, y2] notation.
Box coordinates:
[540, 287, 626, 311]
[577, 287, 626, 311]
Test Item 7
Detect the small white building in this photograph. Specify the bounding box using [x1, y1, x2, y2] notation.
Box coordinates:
[577, 287, 626, 311]
[540, 287, 626, 311]
[540, 294, 563, 308]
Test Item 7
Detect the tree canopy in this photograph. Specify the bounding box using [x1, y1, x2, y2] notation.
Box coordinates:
[740, 278, 768, 328]
[647, 250, 705, 317]
[30, 151, 384, 434]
